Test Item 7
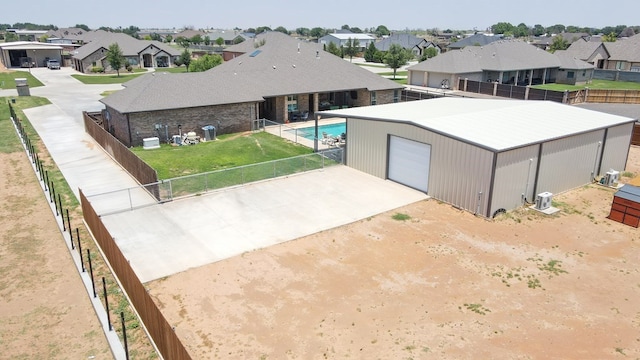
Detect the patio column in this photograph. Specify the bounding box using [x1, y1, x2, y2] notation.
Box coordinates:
[498, 71, 504, 83]
[528, 69, 533, 86]
[542, 68, 548, 84]
[313, 93, 319, 113]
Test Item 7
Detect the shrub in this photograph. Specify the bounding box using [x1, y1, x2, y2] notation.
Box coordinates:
[91, 66, 105, 73]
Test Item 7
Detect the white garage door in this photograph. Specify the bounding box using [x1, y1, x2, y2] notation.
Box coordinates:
[427, 72, 450, 89]
[388, 136, 431, 193]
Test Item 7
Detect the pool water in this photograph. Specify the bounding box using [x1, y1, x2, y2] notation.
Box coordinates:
[291, 123, 346, 140]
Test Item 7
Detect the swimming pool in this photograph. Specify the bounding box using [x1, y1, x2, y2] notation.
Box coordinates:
[289, 123, 346, 140]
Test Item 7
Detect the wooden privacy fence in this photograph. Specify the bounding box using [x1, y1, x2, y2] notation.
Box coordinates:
[83, 111, 159, 196]
[80, 189, 192, 360]
[457, 79, 640, 105]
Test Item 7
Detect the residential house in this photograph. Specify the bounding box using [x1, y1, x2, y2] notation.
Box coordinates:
[447, 33, 502, 50]
[206, 30, 249, 45]
[600, 34, 640, 71]
[532, 32, 591, 51]
[408, 40, 566, 89]
[44, 27, 89, 44]
[374, 33, 440, 57]
[563, 38, 609, 68]
[71, 31, 180, 72]
[553, 50, 595, 85]
[318, 32, 376, 51]
[100, 31, 403, 147]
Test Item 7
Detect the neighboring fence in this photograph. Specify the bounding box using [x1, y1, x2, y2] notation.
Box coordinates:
[80, 190, 192, 360]
[633, 124, 640, 146]
[86, 148, 344, 214]
[594, 69, 640, 83]
[83, 111, 159, 190]
[457, 79, 640, 104]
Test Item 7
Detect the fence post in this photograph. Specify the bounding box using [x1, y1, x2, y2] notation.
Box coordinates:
[87, 249, 96, 298]
[66, 209, 72, 240]
[44, 170, 48, 192]
[525, 86, 530, 100]
[121, 312, 130, 360]
[77, 230, 84, 272]
[61, 206, 66, 232]
[102, 277, 112, 331]
[57, 193, 63, 219]
[562, 90, 569, 104]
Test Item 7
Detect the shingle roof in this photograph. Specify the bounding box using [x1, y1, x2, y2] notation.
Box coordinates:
[604, 33, 640, 62]
[375, 33, 424, 51]
[101, 32, 402, 113]
[72, 31, 179, 60]
[565, 39, 607, 61]
[553, 50, 595, 70]
[408, 40, 561, 73]
[448, 34, 502, 49]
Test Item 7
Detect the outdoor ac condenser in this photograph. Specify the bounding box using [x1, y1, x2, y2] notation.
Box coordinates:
[604, 170, 620, 187]
[535, 192, 553, 210]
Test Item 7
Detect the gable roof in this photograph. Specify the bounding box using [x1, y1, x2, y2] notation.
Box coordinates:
[565, 39, 608, 61]
[553, 50, 595, 70]
[101, 32, 402, 113]
[72, 31, 179, 60]
[603, 33, 640, 62]
[408, 40, 561, 74]
[375, 33, 425, 51]
[448, 34, 502, 49]
[320, 33, 376, 41]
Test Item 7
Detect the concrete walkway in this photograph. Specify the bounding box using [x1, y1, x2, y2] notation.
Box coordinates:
[18, 66, 428, 283]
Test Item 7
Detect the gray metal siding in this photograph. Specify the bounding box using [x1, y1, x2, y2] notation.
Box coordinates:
[600, 123, 633, 175]
[347, 118, 493, 215]
[492, 144, 539, 216]
[536, 130, 605, 195]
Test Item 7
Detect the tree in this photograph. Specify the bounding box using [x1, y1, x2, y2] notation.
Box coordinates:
[532, 24, 546, 36]
[4, 32, 18, 42]
[546, 24, 566, 35]
[215, 37, 224, 47]
[295, 27, 310, 37]
[374, 25, 390, 38]
[491, 22, 514, 35]
[274, 26, 289, 34]
[602, 32, 617, 42]
[513, 23, 529, 38]
[179, 49, 192, 72]
[189, 54, 223, 72]
[106, 43, 125, 76]
[548, 35, 569, 52]
[350, 27, 363, 34]
[364, 42, 379, 62]
[326, 42, 341, 57]
[384, 43, 411, 79]
[75, 24, 90, 31]
[310, 27, 326, 39]
[165, 35, 173, 43]
[203, 36, 211, 46]
[150, 33, 162, 41]
[190, 34, 203, 45]
[176, 36, 190, 48]
[255, 26, 272, 34]
[420, 47, 438, 61]
[342, 38, 360, 62]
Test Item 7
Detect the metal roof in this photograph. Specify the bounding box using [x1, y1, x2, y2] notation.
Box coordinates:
[616, 184, 640, 203]
[319, 98, 636, 152]
[0, 41, 63, 50]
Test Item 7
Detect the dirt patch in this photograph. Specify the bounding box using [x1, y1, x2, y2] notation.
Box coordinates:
[0, 152, 111, 359]
[147, 148, 640, 359]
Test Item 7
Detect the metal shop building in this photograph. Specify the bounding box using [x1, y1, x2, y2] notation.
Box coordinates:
[319, 98, 636, 218]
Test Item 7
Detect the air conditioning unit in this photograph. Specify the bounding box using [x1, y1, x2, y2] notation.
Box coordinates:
[604, 169, 620, 187]
[535, 192, 553, 210]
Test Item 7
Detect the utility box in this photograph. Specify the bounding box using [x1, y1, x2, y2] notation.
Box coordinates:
[202, 125, 216, 141]
[143, 137, 160, 150]
[15, 78, 30, 96]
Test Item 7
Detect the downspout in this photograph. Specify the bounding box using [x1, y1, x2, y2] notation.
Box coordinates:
[127, 114, 133, 147]
[484, 151, 498, 218]
[531, 143, 544, 197]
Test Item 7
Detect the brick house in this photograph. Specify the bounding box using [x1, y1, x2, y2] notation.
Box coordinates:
[100, 32, 403, 147]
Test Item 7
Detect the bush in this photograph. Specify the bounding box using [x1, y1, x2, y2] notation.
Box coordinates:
[91, 66, 105, 73]
[126, 64, 133, 72]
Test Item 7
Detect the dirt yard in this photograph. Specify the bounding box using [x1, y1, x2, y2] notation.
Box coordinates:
[0, 152, 112, 359]
[147, 146, 640, 359]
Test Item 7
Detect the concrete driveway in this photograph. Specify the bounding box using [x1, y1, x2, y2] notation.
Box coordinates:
[17, 66, 428, 283]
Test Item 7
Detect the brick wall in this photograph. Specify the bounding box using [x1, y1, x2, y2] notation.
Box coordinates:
[106, 102, 258, 147]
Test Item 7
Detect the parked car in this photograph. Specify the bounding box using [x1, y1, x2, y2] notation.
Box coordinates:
[47, 59, 60, 70]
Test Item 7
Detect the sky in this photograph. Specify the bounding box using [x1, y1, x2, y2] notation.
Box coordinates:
[4, 0, 640, 32]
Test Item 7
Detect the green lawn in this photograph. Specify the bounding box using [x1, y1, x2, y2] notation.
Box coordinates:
[0, 96, 51, 153]
[154, 66, 188, 73]
[71, 72, 148, 84]
[0, 71, 44, 89]
[533, 79, 640, 91]
[378, 71, 408, 77]
[131, 131, 314, 179]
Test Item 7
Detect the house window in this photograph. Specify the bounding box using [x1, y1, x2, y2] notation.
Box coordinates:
[567, 71, 575, 79]
[616, 61, 624, 70]
[370, 91, 377, 105]
[286, 95, 298, 112]
[393, 89, 400, 103]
